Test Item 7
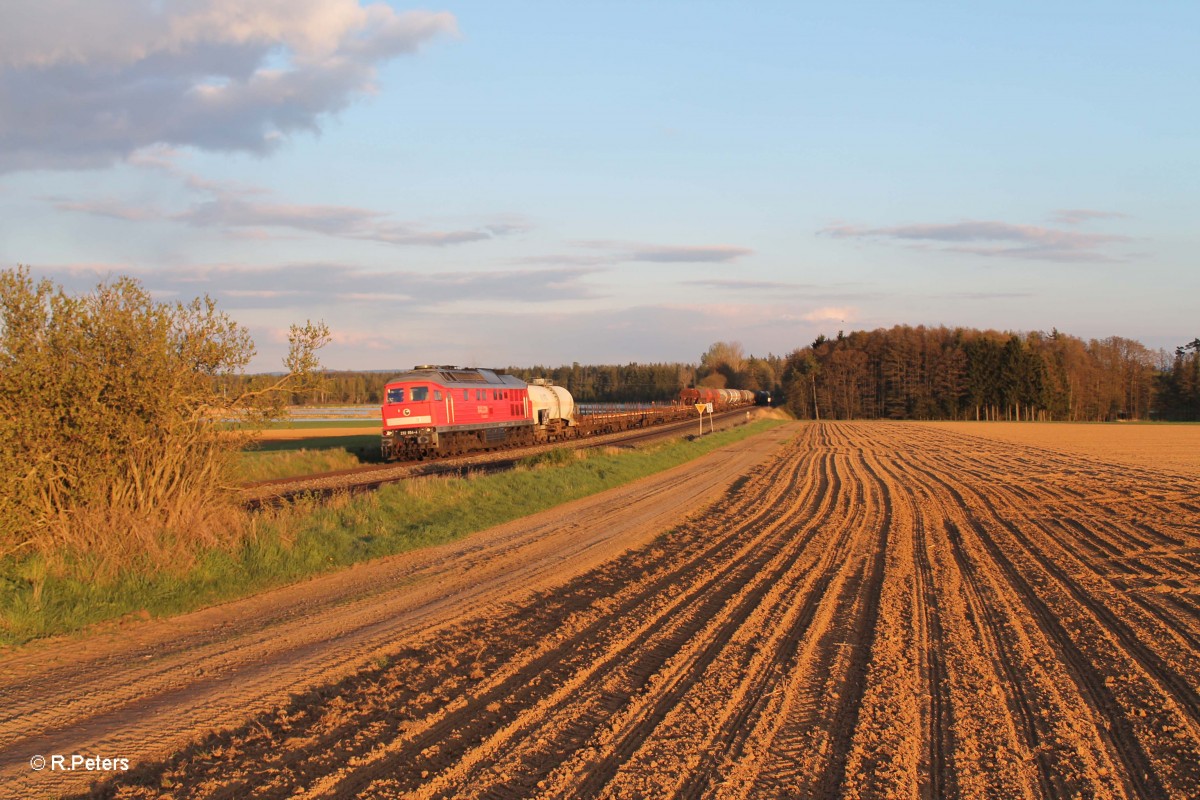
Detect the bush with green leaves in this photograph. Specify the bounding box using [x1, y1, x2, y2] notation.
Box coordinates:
[0, 266, 328, 573]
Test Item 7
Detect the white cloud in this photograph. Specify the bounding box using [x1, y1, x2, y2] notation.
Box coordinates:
[0, 1, 457, 172]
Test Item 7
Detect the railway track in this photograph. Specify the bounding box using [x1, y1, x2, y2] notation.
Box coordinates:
[242, 408, 757, 508]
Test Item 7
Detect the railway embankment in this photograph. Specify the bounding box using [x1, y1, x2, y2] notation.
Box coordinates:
[0, 416, 783, 646]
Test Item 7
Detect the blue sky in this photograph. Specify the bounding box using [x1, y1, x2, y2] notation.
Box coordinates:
[1, 1, 1196, 371]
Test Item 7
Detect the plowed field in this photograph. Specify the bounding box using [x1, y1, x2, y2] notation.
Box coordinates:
[6, 421, 1200, 799]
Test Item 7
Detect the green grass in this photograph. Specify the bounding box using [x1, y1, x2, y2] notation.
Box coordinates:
[259, 419, 380, 429]
[0, 419, 785, 646]
[222, 419, 380, 432]
[235, 448, 371, 482]
[247, 434, 382, 453]
[234, 433, 384, 481]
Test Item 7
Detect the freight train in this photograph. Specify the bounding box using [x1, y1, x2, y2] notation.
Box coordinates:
[678, 387, 757, 408]
[380, 366, 755, 460]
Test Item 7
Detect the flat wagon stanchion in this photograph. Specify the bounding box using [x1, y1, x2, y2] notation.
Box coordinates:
[574, 404, 693, 437]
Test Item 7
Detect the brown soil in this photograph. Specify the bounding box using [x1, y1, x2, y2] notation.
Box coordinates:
[4, 421, 1199, 799]
[922, 420, 1200, 476]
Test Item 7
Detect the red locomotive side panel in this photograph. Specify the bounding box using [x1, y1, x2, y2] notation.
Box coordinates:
[381, 366, 534, 459]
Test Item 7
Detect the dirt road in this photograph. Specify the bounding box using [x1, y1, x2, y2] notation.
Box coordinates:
[5, 421, 1199, 799]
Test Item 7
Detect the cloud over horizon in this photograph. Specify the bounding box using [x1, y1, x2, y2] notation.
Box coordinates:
[574, 241, 754, 264]
[1050, 209, 1129, 226]
[683, 279, 804, 291]
[48, 154, 522, 247]
[821, 219, 1131, 263]
[35, 261, 600, 310]
[0, 0, 457, 173]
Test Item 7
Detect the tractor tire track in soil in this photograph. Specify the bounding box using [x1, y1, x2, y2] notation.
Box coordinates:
[4, 421, 1198, 799]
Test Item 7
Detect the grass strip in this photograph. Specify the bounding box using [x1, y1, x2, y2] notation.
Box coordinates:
[225, 419, 381, 431]
[235, 447, 370, 483]
[0, 419, 785, 646]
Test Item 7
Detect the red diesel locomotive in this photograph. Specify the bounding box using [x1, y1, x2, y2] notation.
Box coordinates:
[381, 366, 575, 460]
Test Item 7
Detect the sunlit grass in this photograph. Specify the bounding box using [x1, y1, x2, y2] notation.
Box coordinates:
[235, 448, 369, 482]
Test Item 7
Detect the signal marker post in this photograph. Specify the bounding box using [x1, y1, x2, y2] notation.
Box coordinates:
[694, 402, 715, 435]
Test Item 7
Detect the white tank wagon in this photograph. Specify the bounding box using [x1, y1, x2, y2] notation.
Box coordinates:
[526, 379, 576, 440]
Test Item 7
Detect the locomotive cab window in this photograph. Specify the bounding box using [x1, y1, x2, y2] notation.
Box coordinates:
[434, 390, 442, 401]
[411, 386, 429, 402]
[386, 388, 405, 404]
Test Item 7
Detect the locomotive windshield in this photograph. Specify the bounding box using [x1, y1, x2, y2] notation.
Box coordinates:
[411, 387, 429, 401]
[386, 387, 404, 404]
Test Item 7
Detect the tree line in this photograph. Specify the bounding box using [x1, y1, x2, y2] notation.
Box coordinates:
[216, 327, 1200, 423]
[218, 362, 702, 406]
[774, 326, 1199, 422]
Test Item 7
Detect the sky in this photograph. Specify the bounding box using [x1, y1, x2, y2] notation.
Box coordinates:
[1, 1, 1196, 372]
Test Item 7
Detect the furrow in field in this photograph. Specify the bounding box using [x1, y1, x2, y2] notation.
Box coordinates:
[276, 432, 820, 799]
[834, 433, 924, 800]
[925, 432, 1200, 721]
[890, 437, 1120, 798]
[711, 423, 893, 799]
[867, 434, 1029, 800]
[535, 446, 843, 798]
[75, 447, 804, 800]
[907, 428, 1200, 689]
[592, 447, 867, 799]
[899, 425, 1199, 799]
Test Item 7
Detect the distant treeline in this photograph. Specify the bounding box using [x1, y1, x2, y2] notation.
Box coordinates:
[216, 362, 701, 406]
[778, 327, 1200, 422]
[219, 326, 1200, 422]
[504, 362, 697, 403]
